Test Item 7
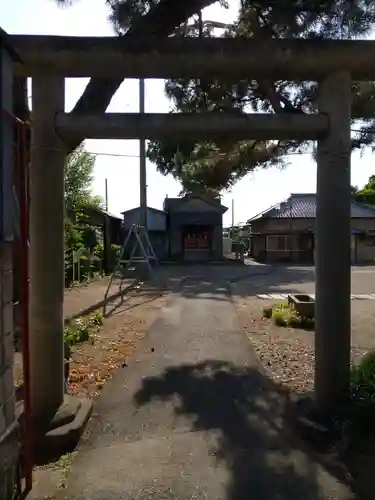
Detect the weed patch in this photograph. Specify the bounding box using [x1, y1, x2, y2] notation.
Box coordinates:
[64, 311, 104, 359]
[262, 302, 314, 330]
[338, 351, 375, 441]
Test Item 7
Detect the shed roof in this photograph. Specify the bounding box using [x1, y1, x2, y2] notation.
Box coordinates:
[247, 193, 375, 222]
[121, 206, 166, 216]
[164, 194, 227, 213]
[67, 206, 122, 223]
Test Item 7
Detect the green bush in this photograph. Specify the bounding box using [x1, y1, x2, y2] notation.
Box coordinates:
[347, 351, 375, 432]
[262, 306, 273, 318]
[64, 212, 111, 286]
[92, 311, 104, 326]
[289, 314, 302, 328]
[64, 311, 104, 360]
[300, 317, 315, 330]
[262, 301, 315, 330]
[272, 302, 291, 327]
[106, 244, 122, 273]
[273, 311, 288, 327]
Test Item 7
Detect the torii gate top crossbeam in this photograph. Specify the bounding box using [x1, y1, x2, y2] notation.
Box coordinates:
[8, 34, 375, 81]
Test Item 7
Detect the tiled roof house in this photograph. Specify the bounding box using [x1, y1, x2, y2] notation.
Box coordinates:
[248, 193, 375, 264]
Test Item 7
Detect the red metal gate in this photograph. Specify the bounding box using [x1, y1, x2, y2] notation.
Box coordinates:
[0, 109, 32, 499]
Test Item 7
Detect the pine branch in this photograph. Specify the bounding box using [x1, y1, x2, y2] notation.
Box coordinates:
[69, 0, 218, 151]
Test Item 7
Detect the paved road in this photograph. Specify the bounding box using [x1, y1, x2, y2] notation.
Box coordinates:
[232, 263, 375, 296]
[60, 273, 352, 500]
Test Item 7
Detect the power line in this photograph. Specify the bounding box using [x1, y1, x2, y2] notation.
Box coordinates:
[82, 151, 140, 158]
[33, 143, 316, 158]
[87, 149, 314, 158]
[32, 144, 141, 158]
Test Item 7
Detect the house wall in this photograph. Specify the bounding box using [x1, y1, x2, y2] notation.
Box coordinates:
[251, 234, 266, 261]
[351, 218, 375, 232]
[149, 232, 168, 260]
[251, 217, 375, 264]
[169, 229, 182, 259]
[123, 208, 166, 232]
[357, 240, 375, 263]
[251, 219, 314, 263]
[253, 217, 375, 233]
[255, 218, 314, 232]
[109, 219, 123, 245]
[252, 234, 313, 263]
[122, 232, 167, 261]
[212, 225, 223, 260]
[169, 211, 221, 227]
[172, 197, 222, 214]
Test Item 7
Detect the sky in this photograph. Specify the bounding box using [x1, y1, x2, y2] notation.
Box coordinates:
[2, 0, 375, 226]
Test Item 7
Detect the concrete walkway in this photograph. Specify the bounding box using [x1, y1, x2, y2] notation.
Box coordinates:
[60, 275, 353, 500]
[64, 276, 135, 319]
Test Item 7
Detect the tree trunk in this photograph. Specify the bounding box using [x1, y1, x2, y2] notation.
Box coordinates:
[68, 0, 217, 151]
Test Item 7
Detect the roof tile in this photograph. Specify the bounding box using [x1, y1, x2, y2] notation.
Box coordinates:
[251, 193, 375, 220]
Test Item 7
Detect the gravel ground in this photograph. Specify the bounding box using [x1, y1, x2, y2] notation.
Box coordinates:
[231, 267, 375, 499]
[31, 282, 170, 498]
[232, 295, 372, 395]
[13, 277, 169, 391]
[67, 285, 169, 398]
[231, 265, 375, 395]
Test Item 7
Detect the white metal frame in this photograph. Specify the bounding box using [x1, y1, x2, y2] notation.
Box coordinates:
[103, 225, 157, 314]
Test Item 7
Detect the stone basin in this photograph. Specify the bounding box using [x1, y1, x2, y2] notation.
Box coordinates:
[288, 294, 315, 319]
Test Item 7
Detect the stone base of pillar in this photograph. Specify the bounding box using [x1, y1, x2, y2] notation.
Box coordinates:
[32, 395, 93, 463]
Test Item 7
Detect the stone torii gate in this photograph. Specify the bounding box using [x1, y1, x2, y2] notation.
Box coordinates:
[7, 33, 369, 438]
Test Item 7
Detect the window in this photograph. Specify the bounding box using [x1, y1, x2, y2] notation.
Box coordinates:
[266, 235, 300, 251]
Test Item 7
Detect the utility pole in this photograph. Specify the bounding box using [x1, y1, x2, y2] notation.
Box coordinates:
[139, 78, 147, 229]
[231, 198, 235, 231]
[103, 178, 110, 275]
[105, 178, 108, 212]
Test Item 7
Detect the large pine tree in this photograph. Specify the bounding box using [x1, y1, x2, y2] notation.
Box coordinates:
[13, 0, 375, 188]
[13, 0, 215, 140]
[146, 0, 375, 193]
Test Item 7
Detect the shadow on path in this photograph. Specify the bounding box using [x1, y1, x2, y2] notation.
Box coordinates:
[134, 360, 351, 500]
[48, 268, 353, 500]
[163, 264, 316, 299]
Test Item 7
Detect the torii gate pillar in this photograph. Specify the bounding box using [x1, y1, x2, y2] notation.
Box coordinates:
[315, 72, 352, 417]
[30, 76, 92, 440]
